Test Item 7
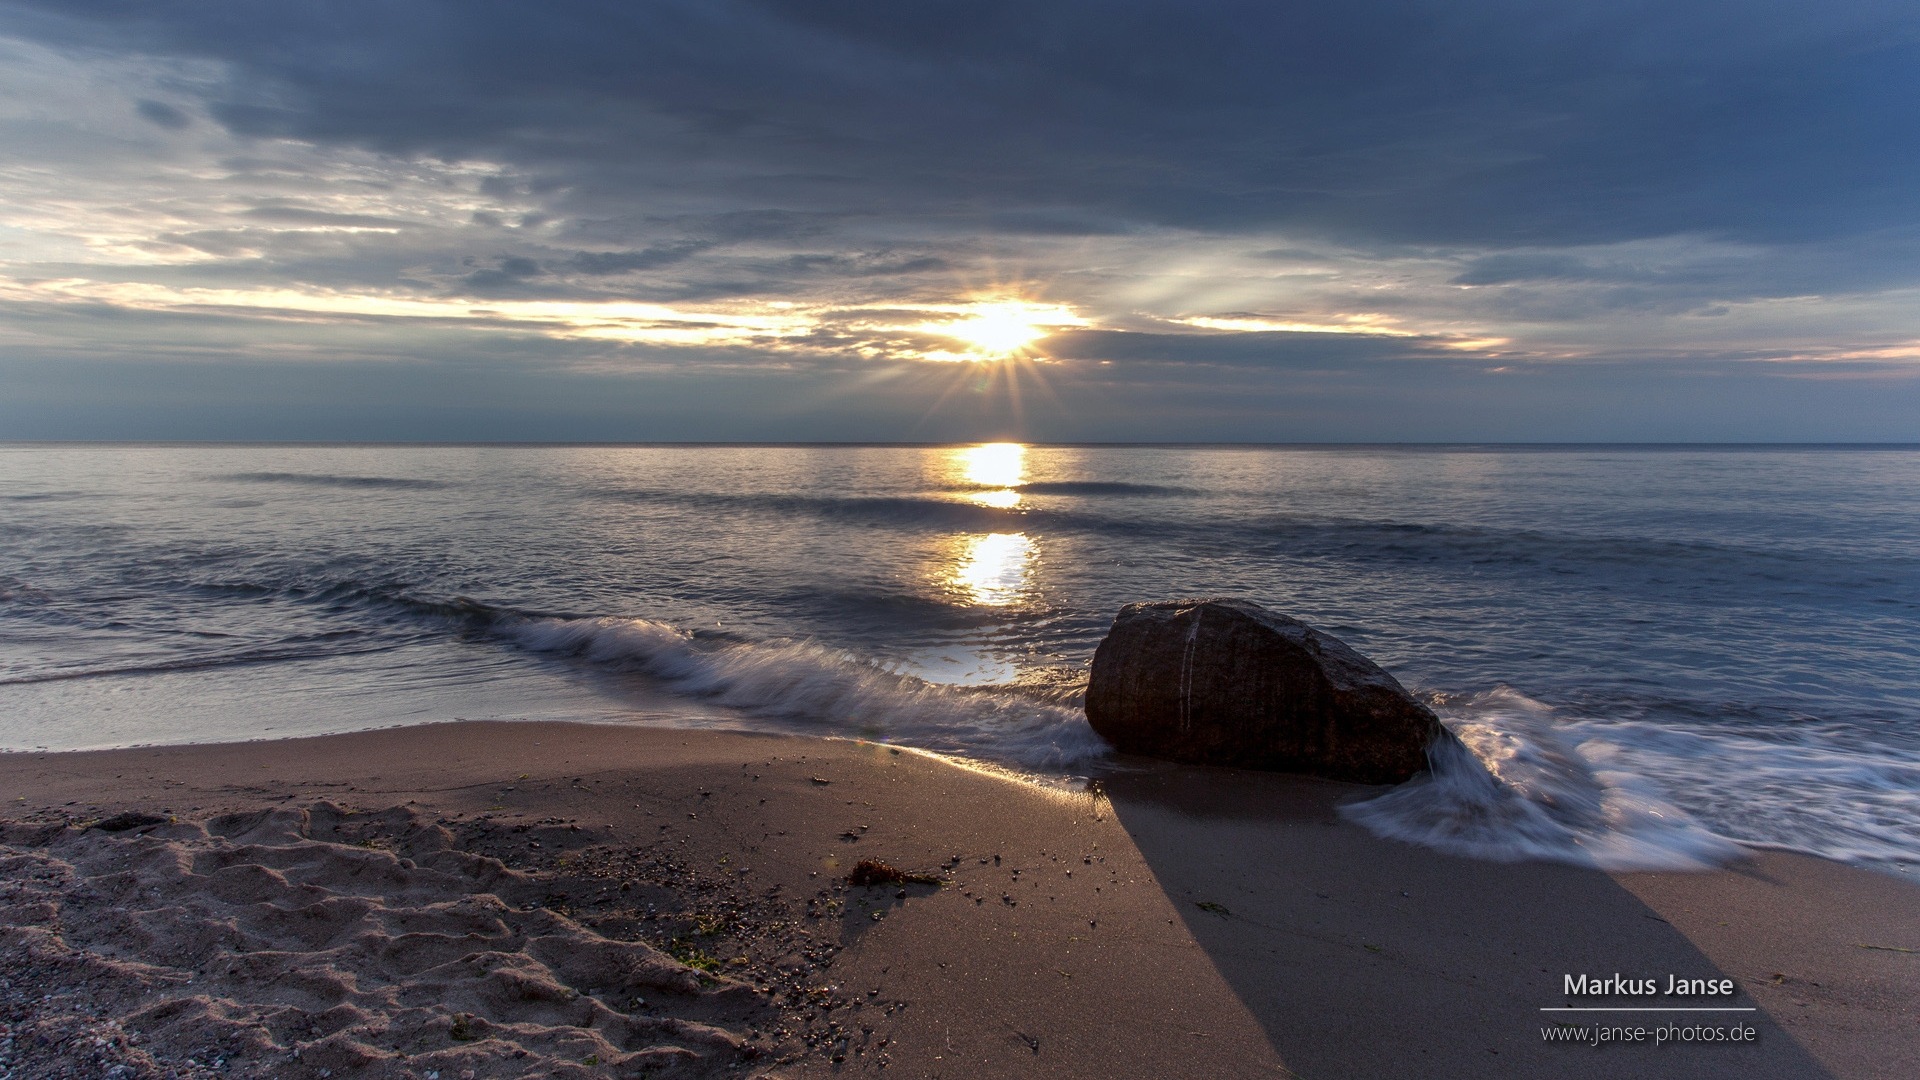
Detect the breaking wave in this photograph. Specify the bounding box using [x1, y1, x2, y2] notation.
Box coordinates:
[503, 615, 1111, 773]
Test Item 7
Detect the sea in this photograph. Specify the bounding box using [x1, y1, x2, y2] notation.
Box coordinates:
[2, 443, 1916, 873]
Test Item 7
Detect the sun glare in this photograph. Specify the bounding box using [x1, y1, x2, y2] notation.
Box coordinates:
[918, 300, 1085, 360]
[946, 304, 1048, 355]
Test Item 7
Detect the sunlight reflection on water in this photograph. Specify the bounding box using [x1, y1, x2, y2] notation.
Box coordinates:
[951, 532, 1034, 606]
[953, 441, 1026, 507]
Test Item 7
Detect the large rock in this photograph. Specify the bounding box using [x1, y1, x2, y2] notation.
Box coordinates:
[1086, 598, 1451, 783]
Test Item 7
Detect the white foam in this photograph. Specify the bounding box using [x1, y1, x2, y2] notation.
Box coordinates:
[1345, 686, 1920, 871]
[1565, 717, 1920, 866]
[504, 615, 1112, 772]
[1343, 688, 1741, 870]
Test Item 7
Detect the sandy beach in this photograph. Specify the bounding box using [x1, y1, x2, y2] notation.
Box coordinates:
[1, 720, 1915, 1079]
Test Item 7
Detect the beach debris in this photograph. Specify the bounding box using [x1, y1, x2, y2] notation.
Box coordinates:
[1855, 943, 1917, 953]
[846, 859, 942, 887]
[810, 776, 833, 785]
[1194, 901, 1231, 916]
[1086, 598, 1457, 782]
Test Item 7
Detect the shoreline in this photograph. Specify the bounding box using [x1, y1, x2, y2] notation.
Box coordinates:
[2, 719, 1915, 1078]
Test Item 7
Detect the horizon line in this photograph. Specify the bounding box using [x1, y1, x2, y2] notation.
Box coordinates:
[5, 439, 1920, 451]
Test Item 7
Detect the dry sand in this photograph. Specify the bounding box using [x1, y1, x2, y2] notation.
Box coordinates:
[0, 720, 1915, 1079]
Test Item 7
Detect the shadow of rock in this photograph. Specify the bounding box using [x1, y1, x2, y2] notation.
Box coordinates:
[1097, 764, 1841, 1080]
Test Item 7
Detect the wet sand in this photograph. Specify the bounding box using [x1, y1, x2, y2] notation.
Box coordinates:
[1, 720, 1915, 1079]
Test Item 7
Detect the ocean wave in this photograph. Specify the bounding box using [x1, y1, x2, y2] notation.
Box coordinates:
[0, 641, 404, 687]
[179, 577, 523, 628]
[0, 577, 513, 686]
[592, 487, 1919, 598]
[1241, 513, 1885, 574]
[600, 488, 1026, 529]
[507, 611, 1915, 870]
[8, 542, 1911, 871]
[0, 576, 52, 604]
[1343, 687, 1920, 870]
[503, 614, 1110, 772]
[980, 481, 1196, 496]
[220, 472, 451, 490]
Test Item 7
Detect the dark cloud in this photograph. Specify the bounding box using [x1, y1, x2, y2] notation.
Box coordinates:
[134, 97, 189, 129]
[983, 211, 1134, 237]
[567, 242, 713, 275]
[692, 210, 843, 242]
[768, 252, 949, 278]
[1441, 228, 1920, 320]
[12, 0, 1918, 250]
[1043, 329, 1441, 370]
[454, 255, 549, 295]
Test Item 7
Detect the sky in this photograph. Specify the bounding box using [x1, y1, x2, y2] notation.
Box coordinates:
[3, 0, 1920, 442]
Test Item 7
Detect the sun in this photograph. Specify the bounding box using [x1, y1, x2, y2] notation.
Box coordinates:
[944, 303, 1050, 356]
[918, 300, 1083, 360]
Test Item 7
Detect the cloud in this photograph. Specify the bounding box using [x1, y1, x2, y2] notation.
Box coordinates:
[457, 255, 545, 289]
[134, 97, 189, 129]
[238, 206, 410, 230]
[12, 0, 1915, 248]
[1044, 328, 1440, 370]
[1452, 254, 1605, 287]
[566, 242, 713, 275]
[1, 1, 1918, 438]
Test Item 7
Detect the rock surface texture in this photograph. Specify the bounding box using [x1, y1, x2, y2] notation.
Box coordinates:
[1086, 598, 1452, 783]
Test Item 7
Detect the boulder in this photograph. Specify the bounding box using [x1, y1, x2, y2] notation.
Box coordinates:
[1085, 598, 1451, 783]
